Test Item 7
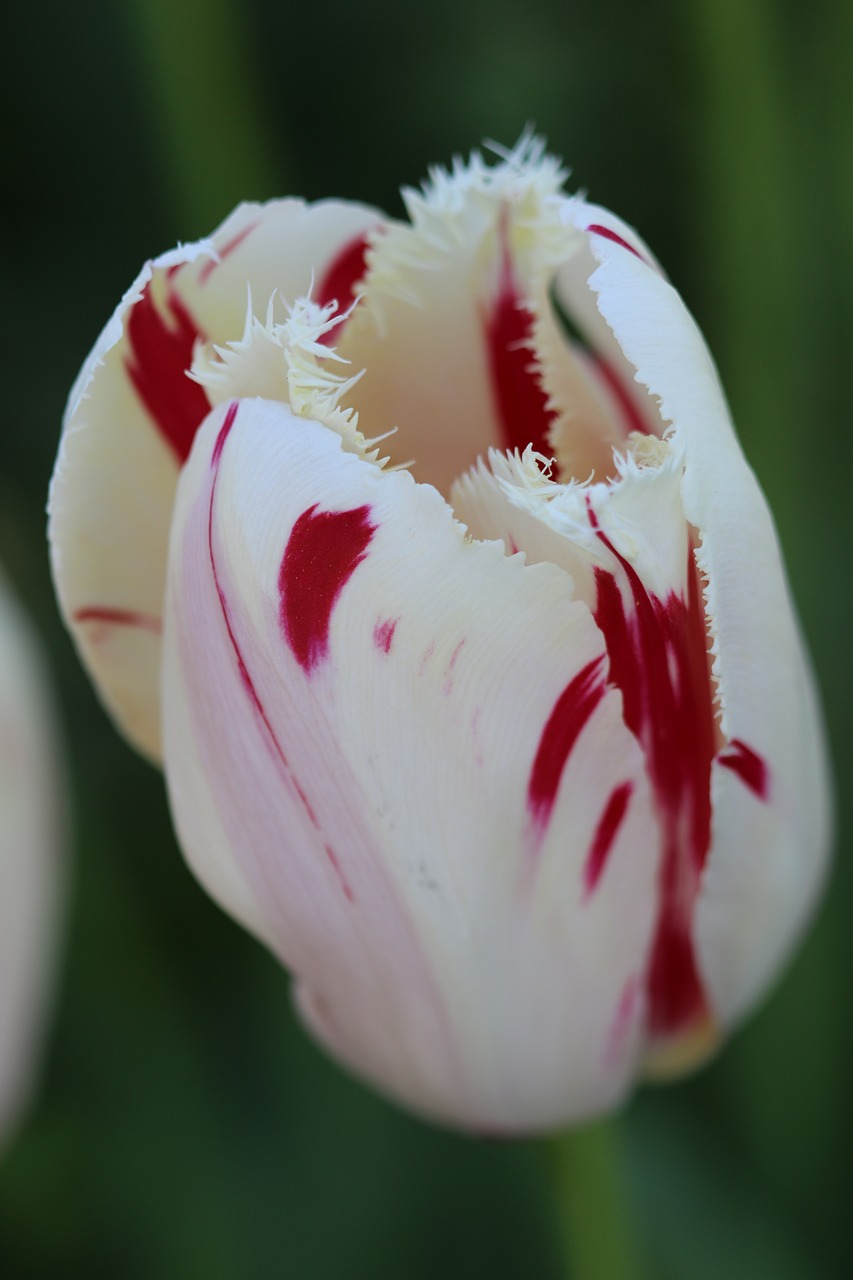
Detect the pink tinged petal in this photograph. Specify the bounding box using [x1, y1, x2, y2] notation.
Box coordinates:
[0, 574, 64, 1149]
[163, 397, 660, 1131]
[576, 206, 831, 1034]
[49, 197, 384, 762]
[279, 503, 376, 673]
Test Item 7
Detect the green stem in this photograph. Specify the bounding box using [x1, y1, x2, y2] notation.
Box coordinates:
[544, 1119, 644, 1280]
[122, 0, 282, 233]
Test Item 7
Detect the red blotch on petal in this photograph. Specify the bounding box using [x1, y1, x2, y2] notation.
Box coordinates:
[125, 277, 211, 464]
[717, 738, 770, 800]
[279, 504, 376, 673]
[528, 656, 607, 835]
[584, 781, 633, 899]
[373, 618, 398, 654]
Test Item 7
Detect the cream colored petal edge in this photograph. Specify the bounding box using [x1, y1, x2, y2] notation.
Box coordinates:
[162, 397, 661, 1131]
[571, 208, 832, 1026]
[49, 198, 384, 763]
[0, 574, 64, 1150]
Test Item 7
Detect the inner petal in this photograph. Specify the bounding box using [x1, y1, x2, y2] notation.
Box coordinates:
[334, 143, 666, 497]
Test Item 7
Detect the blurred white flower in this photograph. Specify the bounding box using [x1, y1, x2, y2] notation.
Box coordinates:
[0, 571, 64, 1148]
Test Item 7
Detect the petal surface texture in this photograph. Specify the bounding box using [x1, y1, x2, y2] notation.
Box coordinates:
[162, 398, 661, 1132]
[49, 199, 384, 761]
[0, 574, 63, 1148]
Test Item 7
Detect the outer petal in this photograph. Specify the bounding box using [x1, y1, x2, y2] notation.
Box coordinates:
[162, 397, 662, 1132]
[49, 199, 384, 761]
[557, 201, 832, 1032]
[0, 574, 64, 1148]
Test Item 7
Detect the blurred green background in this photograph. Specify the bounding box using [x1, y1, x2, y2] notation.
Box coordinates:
[1, 0, 850, 1276]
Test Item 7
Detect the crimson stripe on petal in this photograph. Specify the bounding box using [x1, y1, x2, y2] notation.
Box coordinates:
[485, 210, 557, 460]
[315, 232, 373, 345]
[528, 655, 607, 835]
[125, 277, 211, 464]
[587, 496, 717, 1040]
[73, 606, 162, 634]
[717, 738, 770, 800]
[583, 781, 633, 899]
[586, 223, 648, 265]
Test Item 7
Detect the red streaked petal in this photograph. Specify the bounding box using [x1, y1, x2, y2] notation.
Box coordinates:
[162, 396, 658, 1131]
[587, 496, 717, 1042]
[574, 198, 831, 1032]
[279, 503, 376, 673]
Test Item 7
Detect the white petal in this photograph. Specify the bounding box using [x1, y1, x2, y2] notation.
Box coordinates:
[162, 397, 661, 1131]
[0, 574, 64, 1148]
[562, 201, 832, 1032]
[49, 199, 384, 761]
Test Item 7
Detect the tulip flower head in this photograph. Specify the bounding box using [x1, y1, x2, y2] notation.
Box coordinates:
[49, 136, 831, 1132]
[0, 572, 63, 1148]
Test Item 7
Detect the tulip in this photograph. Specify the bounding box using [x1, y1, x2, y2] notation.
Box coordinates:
[0, 571, 63, 1148]
[49, 136, 830, 1131]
